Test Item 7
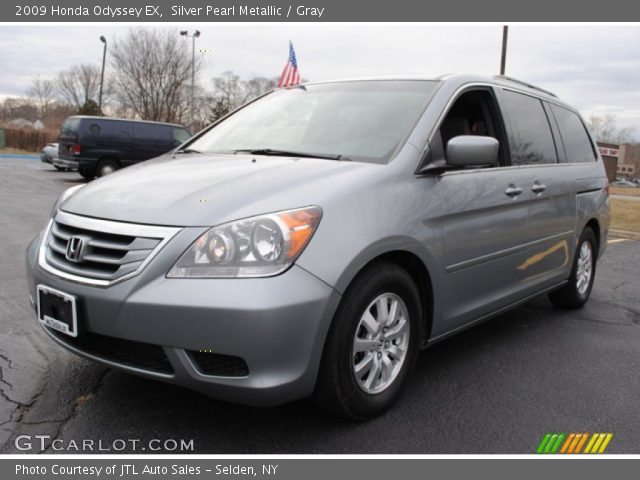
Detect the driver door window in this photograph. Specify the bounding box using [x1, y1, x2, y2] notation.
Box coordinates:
[437, 89, 506, 167]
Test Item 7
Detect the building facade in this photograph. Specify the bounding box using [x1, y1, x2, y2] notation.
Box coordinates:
[617, 143, 640, 179]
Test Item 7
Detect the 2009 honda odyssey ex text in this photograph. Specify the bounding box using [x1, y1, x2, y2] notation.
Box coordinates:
[26, 75, 610, 419]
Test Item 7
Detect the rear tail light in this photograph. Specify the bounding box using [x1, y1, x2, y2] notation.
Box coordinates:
[71, 144, 81, 155]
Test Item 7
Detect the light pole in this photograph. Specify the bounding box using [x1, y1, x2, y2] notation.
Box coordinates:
[98, 35, 107, 114]
[180, 30, 200, 129]
[500, 25, 508, 76]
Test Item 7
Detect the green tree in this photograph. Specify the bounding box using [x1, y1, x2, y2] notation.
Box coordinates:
[78, 99, 101, 116]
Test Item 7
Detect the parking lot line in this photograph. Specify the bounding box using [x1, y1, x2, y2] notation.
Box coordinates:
[608, 238, 631, 245]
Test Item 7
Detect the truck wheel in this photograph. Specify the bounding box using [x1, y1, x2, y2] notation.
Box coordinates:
[548, 227, 598, 309]
[313, 262, 421, 420]
[78, 165, 95, 180]
[96, 159, 119, 177]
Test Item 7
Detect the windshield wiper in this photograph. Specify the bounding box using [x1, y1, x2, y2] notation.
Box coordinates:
[174, 148, 202, 154]
[233, 148, 351, 161]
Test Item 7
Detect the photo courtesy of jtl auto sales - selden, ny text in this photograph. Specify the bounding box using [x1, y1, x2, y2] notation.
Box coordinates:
[0, 1, 639, 479]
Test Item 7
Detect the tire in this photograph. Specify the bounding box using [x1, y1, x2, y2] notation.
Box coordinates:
[78, 165, 95, 180]
[96, 159, 119, 178]
[548, 227, 598, 309]
[54, 165, 65, 171]
[313, 262, 422, 420]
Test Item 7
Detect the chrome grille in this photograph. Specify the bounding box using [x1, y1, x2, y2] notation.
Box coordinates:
[40, 210, 180, 286]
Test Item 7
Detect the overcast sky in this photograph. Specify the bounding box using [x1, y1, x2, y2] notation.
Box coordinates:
[1, 24, 638, 137]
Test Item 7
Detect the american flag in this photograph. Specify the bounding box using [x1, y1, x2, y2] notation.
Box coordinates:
[277, 41, 301, 87]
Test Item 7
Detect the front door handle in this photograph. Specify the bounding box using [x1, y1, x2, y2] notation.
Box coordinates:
[505, 184, 523, 197]
[532, 182, 547, 194]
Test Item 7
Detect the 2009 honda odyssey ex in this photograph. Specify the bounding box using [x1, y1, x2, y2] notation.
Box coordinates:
[26, 75, 610, 419]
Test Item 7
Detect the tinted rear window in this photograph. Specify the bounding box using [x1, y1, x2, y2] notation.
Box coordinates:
[499, 90, 558, 165]
[60, 118, 80, 136]
[550, 105, 596, 163]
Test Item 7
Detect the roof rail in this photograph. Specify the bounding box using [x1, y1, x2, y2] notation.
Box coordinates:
[493, 75, 557, 98]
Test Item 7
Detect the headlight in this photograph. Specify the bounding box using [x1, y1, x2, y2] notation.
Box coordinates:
[51, 184, 85, 216]
[167, 206, 322, 278]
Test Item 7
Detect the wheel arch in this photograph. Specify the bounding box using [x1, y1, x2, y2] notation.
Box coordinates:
[97, 155, 121, 166]
[584, 218, 601, 253]
[337, 248, 435, 348]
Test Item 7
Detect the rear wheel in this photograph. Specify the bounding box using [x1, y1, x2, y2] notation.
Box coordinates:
[96, 159, 119, 177]
[78, 165, 95, 180]
[548, 227, 598, 309]
[53, 165, 65, 171]
[313, 262, 421, 420]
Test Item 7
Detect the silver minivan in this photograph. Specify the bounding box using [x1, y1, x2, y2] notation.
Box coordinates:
[26, 75, 610, 419]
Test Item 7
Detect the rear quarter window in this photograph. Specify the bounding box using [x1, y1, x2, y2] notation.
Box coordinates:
[499, 89, 558, 166]
[550, 105, 596, 163]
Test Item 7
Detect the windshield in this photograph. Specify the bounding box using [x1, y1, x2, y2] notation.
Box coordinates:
[187, 80, 438, 164]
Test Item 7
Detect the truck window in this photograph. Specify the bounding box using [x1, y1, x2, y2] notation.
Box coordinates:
[499, 90, 558, 166]
[173, 128, 191, 145]
[134, 123, 171, 142]
[550, 105, 596, 163]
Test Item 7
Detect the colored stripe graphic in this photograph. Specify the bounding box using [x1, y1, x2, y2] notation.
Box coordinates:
[537, 433, 565, 453]
[559, 433, 575, 453]
[537, 433, 613, 454]
[584, 433, 613, 454]
[537, 434, 552, 454]
[574, 433, 589, 453]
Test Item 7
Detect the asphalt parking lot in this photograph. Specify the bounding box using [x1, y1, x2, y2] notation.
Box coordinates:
[1, 155, 639, 454]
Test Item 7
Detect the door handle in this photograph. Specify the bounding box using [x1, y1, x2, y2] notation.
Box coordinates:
[532, 182, 547, 194]
[504, 184, 523, 197]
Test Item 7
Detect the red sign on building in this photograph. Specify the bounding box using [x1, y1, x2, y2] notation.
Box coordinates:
[599, 147, 619, 158]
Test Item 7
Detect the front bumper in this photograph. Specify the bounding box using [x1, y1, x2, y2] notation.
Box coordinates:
[26, 228, 341, 406]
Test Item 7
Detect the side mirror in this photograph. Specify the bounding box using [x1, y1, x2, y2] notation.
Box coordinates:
[446, 135, 499, 168]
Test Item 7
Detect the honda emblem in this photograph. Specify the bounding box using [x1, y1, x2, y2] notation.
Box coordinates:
[65, 236, 85, 262]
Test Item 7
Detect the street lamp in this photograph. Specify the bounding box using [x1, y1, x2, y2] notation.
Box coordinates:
[180, 30, 201, 129]
[500, 25, 508, 76]
[98, 35, 107, 114]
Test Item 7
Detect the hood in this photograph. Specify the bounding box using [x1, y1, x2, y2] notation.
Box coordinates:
[61, 154, 376, 226]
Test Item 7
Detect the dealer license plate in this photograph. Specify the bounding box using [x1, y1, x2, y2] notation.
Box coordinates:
[37, 285, 78, 337]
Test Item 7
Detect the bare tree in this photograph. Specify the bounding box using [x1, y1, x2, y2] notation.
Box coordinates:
[208, 72, 277, 122]
[55, 64, 102, 111]
[110, 29, 201, 124]
[586, 114, 636, 144]
[211, 71, 245, 114]
[0, 97, 38, 122]
[27, 75, 56, 118]
[243, 76, 277, 101]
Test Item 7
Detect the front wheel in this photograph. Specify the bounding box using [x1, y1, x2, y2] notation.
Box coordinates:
[548, 228, 598, 309]
[313, 262, 421, 420]
[96, 159, 119, 177]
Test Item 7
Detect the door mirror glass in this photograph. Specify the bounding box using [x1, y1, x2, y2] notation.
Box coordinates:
[446, 135, 499, 168]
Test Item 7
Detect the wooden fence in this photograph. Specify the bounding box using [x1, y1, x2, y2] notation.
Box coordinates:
[1, 127, 58, 152]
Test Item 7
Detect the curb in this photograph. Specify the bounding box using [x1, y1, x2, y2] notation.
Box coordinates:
[610, 229, 640, 241]
[0, 154, 40, 160]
